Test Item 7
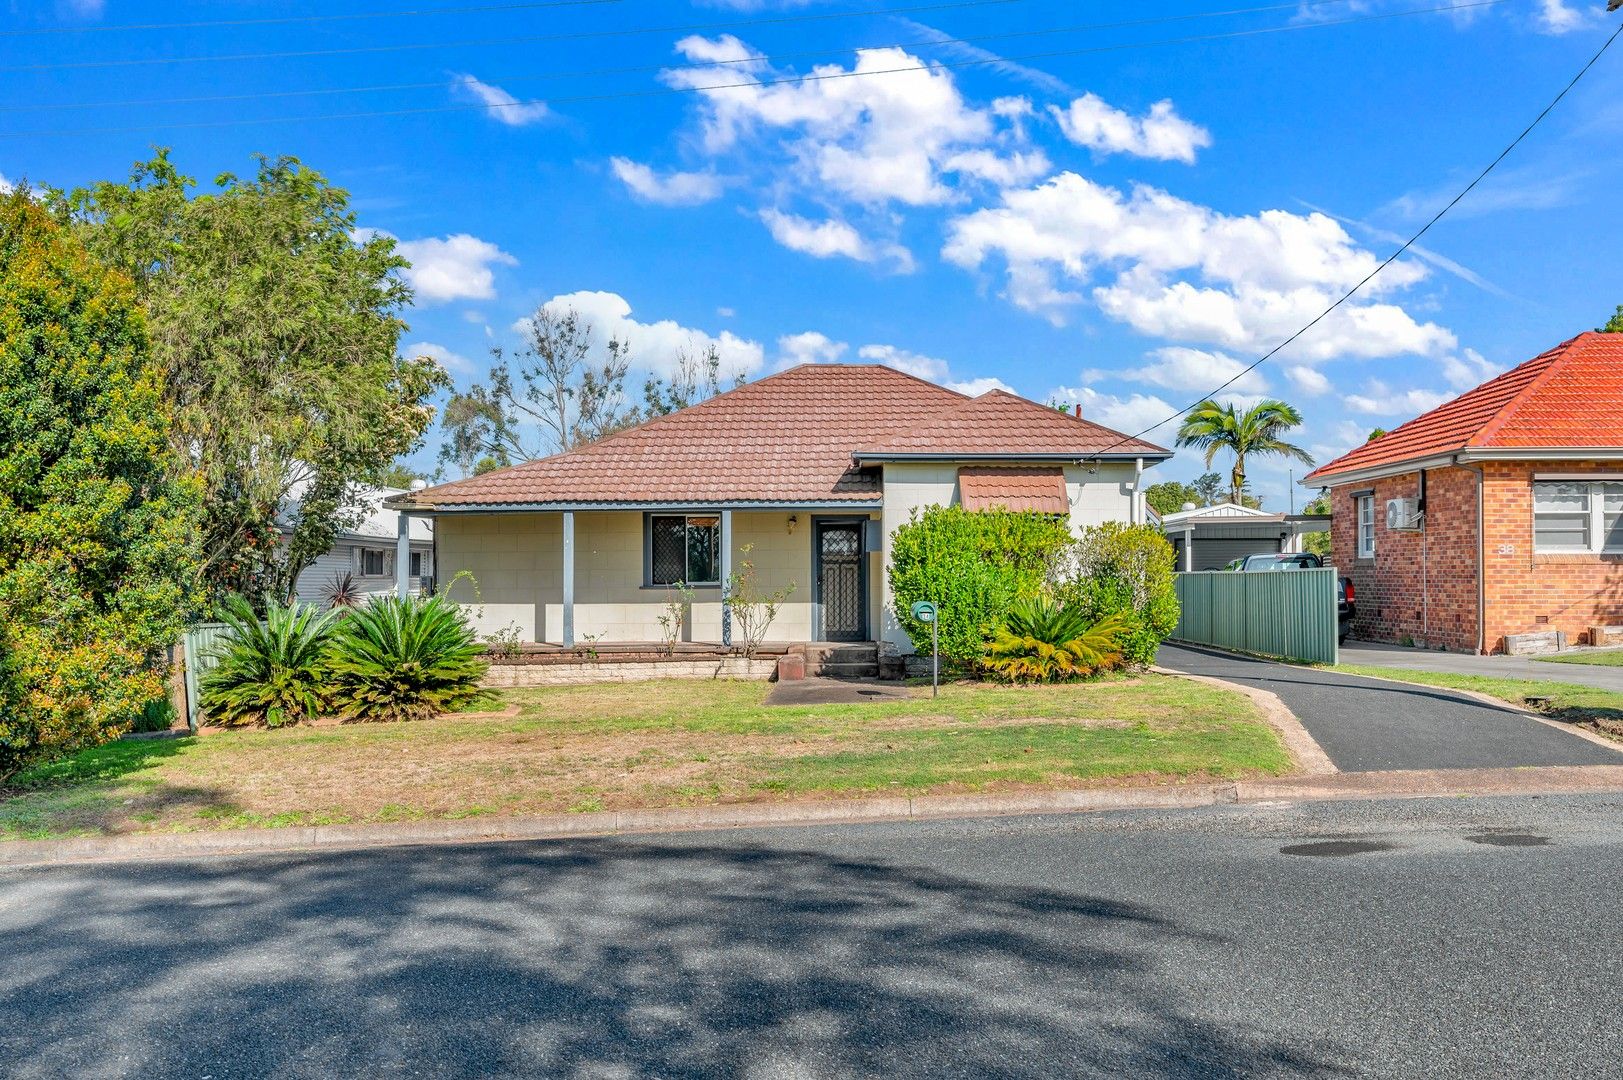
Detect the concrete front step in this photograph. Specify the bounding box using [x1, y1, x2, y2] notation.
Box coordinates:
[810, 662, 880, 679]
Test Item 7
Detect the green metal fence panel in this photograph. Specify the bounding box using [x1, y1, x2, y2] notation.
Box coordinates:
[181, 622, 232, 732]
[1171, 568, 1338, 665]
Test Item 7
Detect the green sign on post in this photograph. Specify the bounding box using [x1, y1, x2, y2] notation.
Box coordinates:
[910, 601, 940, 697]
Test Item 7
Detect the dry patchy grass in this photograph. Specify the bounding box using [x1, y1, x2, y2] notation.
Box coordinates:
[1, 674, 1291, 840]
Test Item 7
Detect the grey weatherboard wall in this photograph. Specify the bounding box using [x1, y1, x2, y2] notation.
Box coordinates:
[1171, 568, 1339, 665]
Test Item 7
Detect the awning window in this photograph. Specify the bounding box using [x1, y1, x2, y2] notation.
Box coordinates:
[957, 466, 1069, 514]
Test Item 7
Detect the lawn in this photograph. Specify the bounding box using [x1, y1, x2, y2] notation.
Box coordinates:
[0, 675, 1291, 841]
[1333, 664, 1623, 743]
[1532, 649, 1623, 667]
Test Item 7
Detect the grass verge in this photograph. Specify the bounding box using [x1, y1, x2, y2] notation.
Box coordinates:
[1531, 649, 1623, 668]
[1, 674, 1290, 841]
[1333, 664, 1623, 744]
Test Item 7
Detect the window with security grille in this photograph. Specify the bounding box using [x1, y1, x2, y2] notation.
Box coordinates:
[649, 515, 720, 585]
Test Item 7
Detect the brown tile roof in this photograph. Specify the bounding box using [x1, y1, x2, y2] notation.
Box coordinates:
[1303, 332, 1623, 485]
[856, 390, 1170, 459]
[400, 366, 1169, 509]
[957, 466, 1070, 514]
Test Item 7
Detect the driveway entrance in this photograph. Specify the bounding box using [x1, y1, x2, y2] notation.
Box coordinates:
[1157, 643, 1623, 773]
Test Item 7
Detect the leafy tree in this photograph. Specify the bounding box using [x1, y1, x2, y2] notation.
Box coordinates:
[1050, 523, 1179, 668]
[1192, 472, 1227, 507]
[439, 307, 746, 476]
[1176, 399, 1314, 505]
[0, 190, 203, 779]
[59, 151, 447, 605]
[1367, 427, 1389, 442]
[1144, 480, 1201, 517]
[372, 462, 422, 489]
[1301, 493, 1332, 558]
[1601, 305, 1623, 333]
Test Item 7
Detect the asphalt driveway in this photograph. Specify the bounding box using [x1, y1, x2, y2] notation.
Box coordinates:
[1341, 640, 1623, 692]
[1157, 642, 1623, 773]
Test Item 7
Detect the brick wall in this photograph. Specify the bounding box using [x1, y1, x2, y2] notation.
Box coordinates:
[1328, 467, 1480, 652]
[1480, 460, 1623, 651]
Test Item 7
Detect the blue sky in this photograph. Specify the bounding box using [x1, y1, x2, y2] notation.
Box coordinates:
[6, 0, 1621, 507]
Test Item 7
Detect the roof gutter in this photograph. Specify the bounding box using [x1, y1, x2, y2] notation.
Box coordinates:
[381, 499, 886, 514]
[1305, 447, 1623, 489]
[852, 451, 1173, 464]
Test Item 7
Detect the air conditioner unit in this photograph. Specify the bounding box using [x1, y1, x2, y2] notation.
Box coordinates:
[1386, 497, 1423, 531]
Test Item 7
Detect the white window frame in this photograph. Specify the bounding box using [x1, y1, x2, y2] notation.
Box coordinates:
[359, 548, 390, 578]
[1533, 480, 1623, 555]
[1355, 495, 1376, 559]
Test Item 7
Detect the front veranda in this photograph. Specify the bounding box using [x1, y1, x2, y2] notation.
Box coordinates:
[410, 508, 884, 648]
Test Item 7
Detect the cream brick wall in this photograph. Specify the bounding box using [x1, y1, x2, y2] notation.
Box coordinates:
[435, 509, 821, 643]
[876, 460, 1141, 651]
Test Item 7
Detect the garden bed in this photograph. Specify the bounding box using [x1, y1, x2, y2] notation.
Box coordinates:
[1, 674, 1293, 841]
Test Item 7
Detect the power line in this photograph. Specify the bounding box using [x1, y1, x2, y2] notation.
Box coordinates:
[1, 0, 621, 37]
[1088, 18, 1623, 462]
[0, 0, 1024, 73]
[0, 0, 1407, 115]
[0, 0, 1507, 138]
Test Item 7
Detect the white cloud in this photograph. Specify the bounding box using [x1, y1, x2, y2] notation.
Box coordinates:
[758, 209, 914, 270]
[943, 171, 1452, 360]
[1285, 364, 1333, 396]
[855, 343, 950, 382]
[663, 38, 1037, 207]
[1440, 348, 1503, 389]
[404, 341, 477, 375]
[1535, 0, 1595, 33]
[1049, 94, 1212, 163]
[392, 233, 517, 303]
[778, 331, 848, 366]
[453, 74, 550, 126]
[609, 157, 725, 206]
[1380, 162, 1590, 221]
[1126, 347, 1268, 395]
[891, 18, 1074, 96]
[716, 306, 736, 318]
[1046, 385, 1180, 439]
[947, 376, 1017, 396]
[1344, 382, 1452, 416]
[58, 0, 105, 14]
[534, 290, 765, 381]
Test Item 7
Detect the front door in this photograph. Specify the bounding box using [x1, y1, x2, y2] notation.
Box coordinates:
[816, 521, 866, 642]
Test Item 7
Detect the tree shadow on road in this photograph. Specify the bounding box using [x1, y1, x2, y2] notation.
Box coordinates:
[0, 838, 1354, 1077]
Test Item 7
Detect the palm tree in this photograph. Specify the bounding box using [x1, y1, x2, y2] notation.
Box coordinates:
[1175, 399, 1315, 505]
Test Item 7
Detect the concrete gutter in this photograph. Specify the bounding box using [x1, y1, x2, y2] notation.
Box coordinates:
[6, 766, 1623, 870]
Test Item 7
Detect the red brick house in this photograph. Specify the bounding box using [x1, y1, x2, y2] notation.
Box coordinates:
[1301, 331, 1623, 654]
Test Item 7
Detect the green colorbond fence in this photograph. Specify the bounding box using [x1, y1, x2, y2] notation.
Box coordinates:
[1171, 568, 1339, 665]
[181, 621, 233, 732]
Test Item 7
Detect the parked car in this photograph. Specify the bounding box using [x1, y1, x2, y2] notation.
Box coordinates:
[1223, 552, 1356, 644]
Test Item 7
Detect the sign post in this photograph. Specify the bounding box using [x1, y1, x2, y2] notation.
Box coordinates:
[910, 600, 939, 698]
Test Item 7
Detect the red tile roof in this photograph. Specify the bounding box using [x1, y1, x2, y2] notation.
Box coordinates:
[957, 466, 1070, 514]
[401, 366, 1170, 509]
[857, 390, 1169, 458]
[1303, 332, 1623, 485]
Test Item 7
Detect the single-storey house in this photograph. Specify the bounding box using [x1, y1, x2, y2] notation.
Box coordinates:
[387, 364, 1171, 655]
[1158, 502, 1329, 571]
[1302, 331, 1623, 654]
[281, 486, 435, 606]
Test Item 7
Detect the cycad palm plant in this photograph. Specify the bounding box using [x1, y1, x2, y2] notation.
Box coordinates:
[200, 595, 339, 727]
[984, 598, 1127, 684]
[326, 594, 490, 722]
[1175, 399, 1315, 505]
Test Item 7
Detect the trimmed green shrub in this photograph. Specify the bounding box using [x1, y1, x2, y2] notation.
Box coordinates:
[200, 595, 339, 728]
[1051, 523, 1180, 668]
[984, 599, 1126, 684]
[889, 506, 1073, 668]
[326, 594, 489, 723]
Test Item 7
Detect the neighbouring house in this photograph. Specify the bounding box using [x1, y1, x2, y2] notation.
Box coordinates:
[1302, 331, 1623, 654]
[280, 486, 435, 606]
[386, 364, 1171, 655]
[1157, 502, 1330, 571]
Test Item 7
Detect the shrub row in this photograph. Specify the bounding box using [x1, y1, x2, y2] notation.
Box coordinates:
[201, 593, 489, 727]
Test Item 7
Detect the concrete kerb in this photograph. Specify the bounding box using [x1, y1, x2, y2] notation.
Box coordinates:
[12, 766, 1623, 869]
[1152, 666, 1338, 776]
